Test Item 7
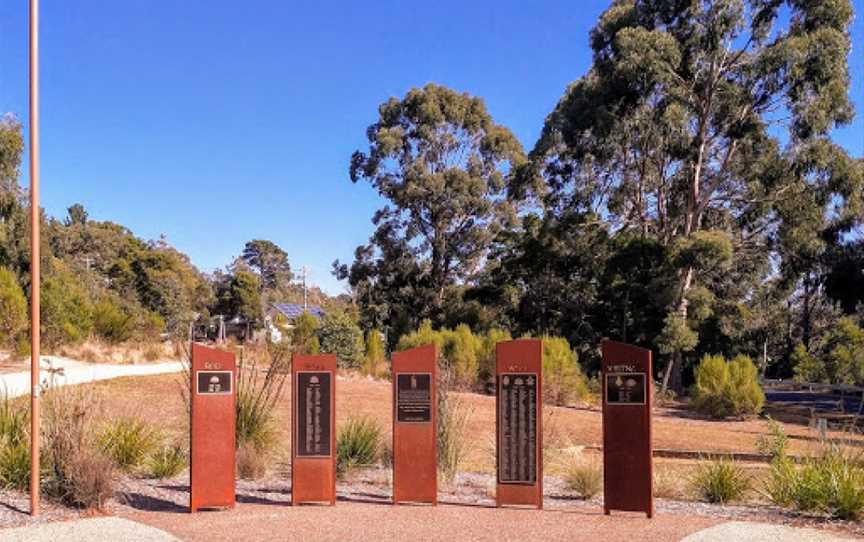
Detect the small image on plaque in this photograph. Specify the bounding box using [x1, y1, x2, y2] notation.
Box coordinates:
[296, 372, 332, 457]
[498, 372, 538, 485]
[605, 372, 646, 405]
[196, 371, 232, 395]
[396, 373, 432, 423]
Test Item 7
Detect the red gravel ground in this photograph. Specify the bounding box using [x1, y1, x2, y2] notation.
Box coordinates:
[123, 501, 720, 542]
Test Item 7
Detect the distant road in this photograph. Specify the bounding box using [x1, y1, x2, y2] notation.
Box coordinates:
[0, 356, 184, 398]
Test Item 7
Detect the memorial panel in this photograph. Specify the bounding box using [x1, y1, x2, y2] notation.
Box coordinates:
[497, 373, 538, 484]
[296, 372, 332, 457]
[396, 373, 432, 423]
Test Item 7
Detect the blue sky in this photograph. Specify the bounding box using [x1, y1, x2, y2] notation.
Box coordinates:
[0, 1, 862, 295]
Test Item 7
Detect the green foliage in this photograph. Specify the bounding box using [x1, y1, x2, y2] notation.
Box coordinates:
[318, 311, 364, 368]
[478, 328, 511, 382]
[41, 264, 94, 348]
[792, 343, 825, 383]
[236, 345, 290, 453]
[0, 394, 30, 490]
[216, 270, 262, 325]
[147, 443, 186, 479]
[292, 311, 320, 354]
[336, 416, 382, 478]
[672, 231, 733, 273]
[241, 239, 292, 292]
[562, 454, 603, 500]
[657, 312, 698, 355]
[691, 354, 764, 419]
[98, 417, 161, 472]
[92, 298, 136, 343]
[690, 458, 751, 504]
[0, 266, 26, 348]
[362, 329, 387, 377]
[437, 373, 472, 483]
[443, 324, 480, 387]
[542, 336, 588, 406]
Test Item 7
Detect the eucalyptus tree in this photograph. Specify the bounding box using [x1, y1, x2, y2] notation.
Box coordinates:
[523, 0, 859, 392]
[342, 83, 525, 331]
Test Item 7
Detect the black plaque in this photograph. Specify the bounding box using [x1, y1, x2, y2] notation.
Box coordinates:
[296, 372, 332, 457]
[498, 373, 537, 484]
[396, 373, 432, 423]
[196, 371, 232, 395]
[605, 373, 646, 405]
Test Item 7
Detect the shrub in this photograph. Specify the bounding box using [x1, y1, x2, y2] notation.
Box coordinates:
[92, 299, 136, 344]
[236, 344, 290, 453]
[0, 266, 27, 348]
[690, 458, 751, 503]
[336, 416, 382, 477]
[0, 394, 31, 490]
[318, 311, 364, 368]
[562, 452, 602, 499]
[437, 371, 472, 483]
[292, 311, 320, 354]
[362, 329, 387, 378]
[478, 329, 510, 382]
[443, 325, 480, 387]
[781, 446, 864, 520]
[542, 336, 589, 406]
[691, 354, 764, 418]
[147, 443, 187, 479]
[41, 266, 94, 348]
[43, 384, 115, 510]
[236, 442, 268, 480]
[98, 417, 161, 472]
[653, 466, 683, 499]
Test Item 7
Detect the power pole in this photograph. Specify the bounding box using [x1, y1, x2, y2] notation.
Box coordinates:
[28, 0, 41, 517]
[301, 266, 309, 311]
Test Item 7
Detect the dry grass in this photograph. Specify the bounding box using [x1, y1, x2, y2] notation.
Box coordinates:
[55, 339, 178, 364]
[236, 442, 269, 480]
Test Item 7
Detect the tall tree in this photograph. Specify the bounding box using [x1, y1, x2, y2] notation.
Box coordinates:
[241, 239, 292, 293]
[524, 0, 859, 392]
[345, 83, 525, 328]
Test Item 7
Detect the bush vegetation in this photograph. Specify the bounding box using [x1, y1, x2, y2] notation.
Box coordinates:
[561, 450, 603, 499]
[362, 329, 387, 378]
[0, 393, 31, 490]
[97, 416, 161, 472]
[147, 443, 187, 479]
[318, 311, 365, 368]
[236, 344, 290, 455]
[236, 442, 269, 480]
[691, 354, 765, 418]
[437, 370, 472, 483]
[542, 336, 589, 406]
[759, 420, 864, 520]
[690, 457, 751, 504]
[336, 416, 383, 478]
[0, 266, 27, 349]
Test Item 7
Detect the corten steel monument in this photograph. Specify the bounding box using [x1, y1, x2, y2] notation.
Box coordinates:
[292, 353, 337, 505]
[601, 339, 653, 518]
[495, 339, 543, 508]
[190, 343, 237, 513]
[392, 344, 437, 505]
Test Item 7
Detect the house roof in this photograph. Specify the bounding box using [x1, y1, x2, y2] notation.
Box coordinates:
[271, 303, 325, 320]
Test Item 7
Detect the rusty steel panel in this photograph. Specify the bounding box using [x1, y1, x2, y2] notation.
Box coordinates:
[392, 344, 437, 505]
[495, 339, 543, 508]
[190, 342, 237, 513]
[292, 354, 337, 505]
[602, 340, 654, 518]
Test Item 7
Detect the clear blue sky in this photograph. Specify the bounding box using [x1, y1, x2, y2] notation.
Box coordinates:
[0, 1, 862, 294]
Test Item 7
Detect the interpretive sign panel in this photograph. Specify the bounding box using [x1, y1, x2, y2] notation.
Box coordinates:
[495, 339, 542, 508]
[396, 373, 432, 423]
[292, 354, 336, 505]
[392, 344, 437, 505]
[190, 343, 236, 513]
[602, 340, 653, 518]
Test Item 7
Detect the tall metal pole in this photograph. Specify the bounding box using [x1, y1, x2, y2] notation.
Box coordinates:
[29, 0, 41, 517]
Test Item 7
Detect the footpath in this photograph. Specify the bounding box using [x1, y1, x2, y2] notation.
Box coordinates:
[0, 356, 184, 398]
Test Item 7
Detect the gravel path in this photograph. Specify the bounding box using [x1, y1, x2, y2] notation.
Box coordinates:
[0, 517, 179, 542]
[0, 356, 183, 398]
[682, 521, 859, 541]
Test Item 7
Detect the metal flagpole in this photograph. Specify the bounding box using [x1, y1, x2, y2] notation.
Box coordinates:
[29, 0, 41, 517]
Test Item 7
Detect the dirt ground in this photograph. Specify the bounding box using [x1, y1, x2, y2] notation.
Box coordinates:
[90, 372, 864, 475]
